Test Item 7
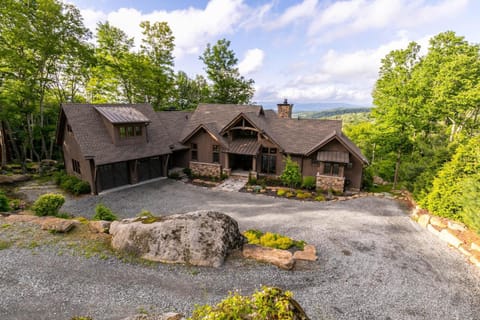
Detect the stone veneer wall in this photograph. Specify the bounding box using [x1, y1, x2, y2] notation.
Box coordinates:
[190, 161, 221, 178]
[316, 173, 345, 192]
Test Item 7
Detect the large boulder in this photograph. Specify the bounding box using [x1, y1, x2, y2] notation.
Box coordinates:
[110, 211, 244, 267]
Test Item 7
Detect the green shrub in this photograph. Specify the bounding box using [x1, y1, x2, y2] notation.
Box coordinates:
[285, 191, 295, 198]
[248, 176, 257, 185]
[54, 171, 90, 195]
[314, 194, 325, 201]
[93, 204, 118, 221]
[277, 189, 287, 196]
[243, 229, 262, 245]
[32, 194, 65, 217]
[168, 172, 180, 180]
[296, 192, 312, 199]
[421, 136, 480, 220]
[0, 192, 10, 212]
[243, 230, 305, 250]
[301, 176, 316, 190]
[183, 167, 192, 178]
[460, 174, 480, 234]
[190, 287, 302, 320]
[280, 156, 302, 188]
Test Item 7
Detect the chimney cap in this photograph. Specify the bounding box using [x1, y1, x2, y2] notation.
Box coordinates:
[283, 98, 288, 104]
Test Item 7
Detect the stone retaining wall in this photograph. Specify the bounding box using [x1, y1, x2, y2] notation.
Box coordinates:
[190, 161, 221, 178]
[316, 174, 345, 192]
[412, 206, 480, 270]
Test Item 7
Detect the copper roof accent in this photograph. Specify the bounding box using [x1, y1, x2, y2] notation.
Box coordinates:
[94, 106, 150, 124]
[317, 151, 350, 163]
[227, 138, 261, 155]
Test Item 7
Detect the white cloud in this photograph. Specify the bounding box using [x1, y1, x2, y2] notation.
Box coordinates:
[79, 8, 107, 34]
[266, 0, 318, 30]
[238, 49, 265, 75]
[257, 32, 433, 104]
[78, 0, 249, 58]
[308, 0, 469, 42]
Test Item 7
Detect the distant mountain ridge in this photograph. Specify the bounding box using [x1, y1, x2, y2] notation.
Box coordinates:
[258, 101, 371, 112]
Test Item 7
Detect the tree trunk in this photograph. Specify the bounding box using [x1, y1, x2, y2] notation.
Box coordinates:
[4, 121, 21, 162]
[393, 148, 401, 191]
[0, 121, 7, 168]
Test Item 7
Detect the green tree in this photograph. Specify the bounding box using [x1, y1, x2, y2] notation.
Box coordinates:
[200, 38, 255, 104]
[280, 156, 302, 188]
[416, 31, 480, 142]
[0, 0, 91, 163]
[138, 21, 175, 110]
[371, 42, 422, 189]
[421, 135, 480, 220]
[171, 71, 211, 110]
[460, 173, 480, 233]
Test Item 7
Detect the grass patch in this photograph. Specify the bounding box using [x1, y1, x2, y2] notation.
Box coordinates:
[0, 240, 12, 250]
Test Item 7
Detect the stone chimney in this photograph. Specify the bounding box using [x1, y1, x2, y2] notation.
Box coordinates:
[277, 99, 293, 119]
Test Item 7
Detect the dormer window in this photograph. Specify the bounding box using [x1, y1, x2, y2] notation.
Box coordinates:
[119, 125, 142, 139]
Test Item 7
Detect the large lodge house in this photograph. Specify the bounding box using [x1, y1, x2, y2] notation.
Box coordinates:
[57, 100, 368, 194]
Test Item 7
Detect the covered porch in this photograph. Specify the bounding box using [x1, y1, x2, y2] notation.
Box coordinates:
[223, 138, 260, 178]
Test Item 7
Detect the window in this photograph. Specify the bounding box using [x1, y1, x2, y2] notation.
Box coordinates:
[135, 126, 142, 136]
[323, 162, 340, 176]
[212, 145, 220, 163]
[119, 125, 143, 138]
[72, 159, 81, 174]
[191, 143, 198, 161]
[261, 147, 276, 174]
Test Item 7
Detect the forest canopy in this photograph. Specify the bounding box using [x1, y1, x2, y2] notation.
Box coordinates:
[345, 31, 479, 231]
[0, 0, 254, 165]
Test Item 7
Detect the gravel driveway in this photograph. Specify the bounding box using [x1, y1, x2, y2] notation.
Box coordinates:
[2, 179, 480, 320]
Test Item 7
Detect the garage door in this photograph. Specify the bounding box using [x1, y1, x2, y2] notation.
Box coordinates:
[137, 156, 163, 182]
[97, 162, 129, 192]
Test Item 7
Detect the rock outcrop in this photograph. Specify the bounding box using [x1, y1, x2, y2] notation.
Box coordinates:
[242, 244, 295, 270]
[110, 211, 244, 267]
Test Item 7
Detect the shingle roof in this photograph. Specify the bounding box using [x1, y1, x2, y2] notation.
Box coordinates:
[266, 117, 342, 154]
[157, 111, 192, 150]
[180, 104, 367, 163]
[94, 106, 150, 124]
[61, 104, 173, 165]
[180, 104, 263, 142]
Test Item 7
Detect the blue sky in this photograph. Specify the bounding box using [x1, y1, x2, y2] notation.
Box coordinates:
[68, 0, 480, 106]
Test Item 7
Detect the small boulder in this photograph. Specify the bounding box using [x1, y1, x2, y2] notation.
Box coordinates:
[447, 221, 466, 232]
[5, 214, 39, 223]
[242, 244, 295, 270]
[40, 217, 76, 233]
[89, 220, 111, 233]
[430, 216, 447, 229]
[293, 244, 318, 261]
[438, 229, 463, 248]
[110, 211, 244, 267]
[121, 313, 184, 320]
[417, 214, 430, 228]
[0, 174, 30, 185]
[471, 242, 480, 253]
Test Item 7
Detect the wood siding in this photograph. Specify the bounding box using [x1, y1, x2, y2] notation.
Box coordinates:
[62, 120, 94, 191]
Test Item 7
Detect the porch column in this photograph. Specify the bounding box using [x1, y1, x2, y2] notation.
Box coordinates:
[252, 156, 257, 171]
[224, 153, 230, 169]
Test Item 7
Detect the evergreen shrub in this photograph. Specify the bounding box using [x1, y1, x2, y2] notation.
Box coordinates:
[93, 204, 118, 221]
[32, 193, 65, 217]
